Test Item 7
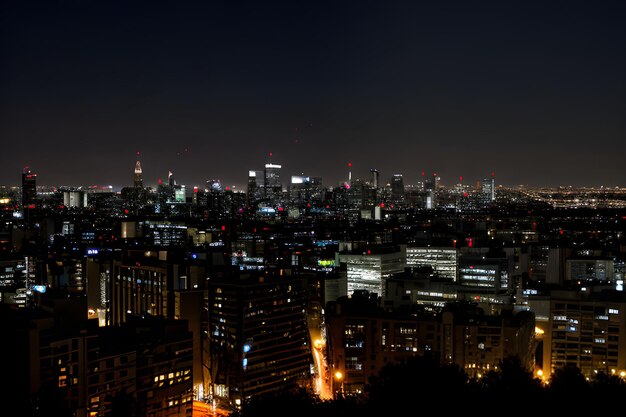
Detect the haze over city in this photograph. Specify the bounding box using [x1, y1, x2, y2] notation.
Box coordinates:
[1, 1, 625, 188]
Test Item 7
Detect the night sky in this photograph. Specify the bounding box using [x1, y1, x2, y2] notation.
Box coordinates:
[1, 0, 625, 189]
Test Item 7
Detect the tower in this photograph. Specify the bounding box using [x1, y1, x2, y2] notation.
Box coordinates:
[370, 168, 380, 188]
[482, 172, 495, 202]
[134, 155, 143, 188]
[264, 161, 282, 204]
[390, 173, 405, 203]
[21, 166, 37, 207]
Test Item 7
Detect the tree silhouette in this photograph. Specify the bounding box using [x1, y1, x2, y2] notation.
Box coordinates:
[590, 372, 626, 406]
[548, 364, 589, 410]
[231, 388, 321, 417]
[480, 356, 544, 404]
[366, 356, 470, 414]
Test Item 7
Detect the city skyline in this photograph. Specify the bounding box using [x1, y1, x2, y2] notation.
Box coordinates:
[3, 157, 626, 191]
[1, 1, 625, 188]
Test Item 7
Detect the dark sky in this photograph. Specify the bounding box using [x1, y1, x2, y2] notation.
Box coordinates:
[1, 0, 625, 189]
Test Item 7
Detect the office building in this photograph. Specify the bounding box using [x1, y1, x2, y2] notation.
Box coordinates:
[337, 244, 406, 297]
[481, 174, 495, 203]
[111, 259, 169, 326]
[406, 246, 458, 281]
[62, 189, 88, 208]
[390, 174, 405, 205]
[566, 258, 615, 282]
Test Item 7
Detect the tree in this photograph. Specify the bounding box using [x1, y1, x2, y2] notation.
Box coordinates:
[548, 364, 589, 409]
[366, 356, 470, 414]
[479, 356, 544, 405]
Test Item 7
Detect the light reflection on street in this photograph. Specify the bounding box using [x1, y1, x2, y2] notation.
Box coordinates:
[312, 338, 332, 400]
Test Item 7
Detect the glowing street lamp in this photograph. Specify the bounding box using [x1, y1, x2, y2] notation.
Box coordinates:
[333, 371, 344, 399]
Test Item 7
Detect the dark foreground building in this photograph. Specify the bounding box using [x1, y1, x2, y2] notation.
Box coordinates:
[3, 303, 193, 417]
[326, 293, 535, 393]
[208, 270, 311, 407]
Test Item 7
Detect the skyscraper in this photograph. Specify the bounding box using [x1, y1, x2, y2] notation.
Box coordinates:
[390, 173, 405, 204]
[370, 168, 380, 188]
[21, 166, 37, 207]
[481, 173, 495, 202]
[208, 271, 311, 404]
[134, 158, 143, 188]
[264, 163, 282, 203]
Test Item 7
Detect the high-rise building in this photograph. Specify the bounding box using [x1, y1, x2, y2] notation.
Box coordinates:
[110, 259, 169, 325]
[370, 169, 380, 189]
[264, 163, 282, 203]
[423, 173, 439, 193]
[134, 159, 143, 188]
[390, 174, 405, 205]
[458, 257, 509, 291]
[566, 258, 615, 282]
[22, 166, 37, 207]
[530, 290, 626, 379]
[406, 246, 458, 281]
[481, 174, 495, 202]
[208, 271, 311, 405]
[62, 189, 88, 208]
[337, 244, 406, 297]
[423, 173, 439, 209]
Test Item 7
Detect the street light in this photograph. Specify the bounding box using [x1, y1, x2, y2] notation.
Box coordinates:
[334, 371, 343, 399]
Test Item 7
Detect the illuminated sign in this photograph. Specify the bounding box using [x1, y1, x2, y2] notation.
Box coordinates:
[87, 248, 99, 256]
[317, 259, 335, 267]
[291, 176, 309, 184]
